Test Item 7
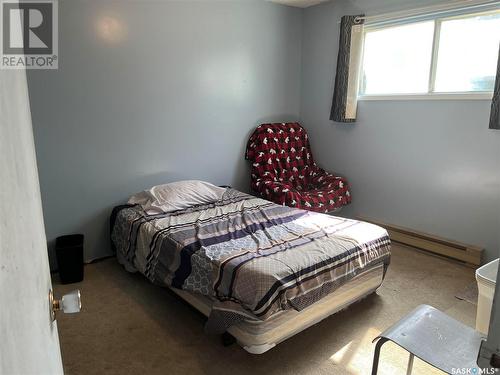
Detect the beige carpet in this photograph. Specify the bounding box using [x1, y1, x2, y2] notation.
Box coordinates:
[455, 282, 479, 305]
[52, 244, 477, 375]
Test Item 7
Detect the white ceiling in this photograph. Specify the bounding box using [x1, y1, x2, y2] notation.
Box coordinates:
[269, 0, 331, 8]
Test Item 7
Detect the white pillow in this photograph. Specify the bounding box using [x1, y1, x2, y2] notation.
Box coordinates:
[128, 180, 226, 214]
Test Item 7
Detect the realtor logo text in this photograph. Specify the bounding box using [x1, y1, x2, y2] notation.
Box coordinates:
[1, 0, 58, 69]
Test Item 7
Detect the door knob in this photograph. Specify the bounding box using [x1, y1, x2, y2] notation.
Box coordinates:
[49, 289, 81, 321]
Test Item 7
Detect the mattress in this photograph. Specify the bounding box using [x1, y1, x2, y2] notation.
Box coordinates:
[111, 188, 391, 335]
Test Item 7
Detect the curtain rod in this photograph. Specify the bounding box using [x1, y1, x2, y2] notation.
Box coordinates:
[344, 0, 500, 25]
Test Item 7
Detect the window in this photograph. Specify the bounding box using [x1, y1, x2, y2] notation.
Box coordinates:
[360, 10, 500, 97]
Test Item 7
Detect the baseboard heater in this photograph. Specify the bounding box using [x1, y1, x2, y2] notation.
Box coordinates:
[357, 215, 483, 267]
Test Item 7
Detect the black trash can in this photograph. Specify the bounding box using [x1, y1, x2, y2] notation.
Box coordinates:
[55, 234, 84, 284]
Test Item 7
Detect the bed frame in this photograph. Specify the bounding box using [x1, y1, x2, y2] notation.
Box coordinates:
[170, 263, 385, 354]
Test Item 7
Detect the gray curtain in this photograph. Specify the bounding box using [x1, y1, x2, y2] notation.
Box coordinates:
[330, 15, 364, 123]
[489, 45, 500, 130]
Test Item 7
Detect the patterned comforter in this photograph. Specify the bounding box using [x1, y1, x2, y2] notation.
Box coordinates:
[111, 188, 391, 333]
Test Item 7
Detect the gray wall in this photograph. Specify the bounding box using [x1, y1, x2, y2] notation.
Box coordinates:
[27, 0, 302, 267]
[300, 0, 500, 262]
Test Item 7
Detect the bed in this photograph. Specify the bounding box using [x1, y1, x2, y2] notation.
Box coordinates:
[111, 182, 391, 354]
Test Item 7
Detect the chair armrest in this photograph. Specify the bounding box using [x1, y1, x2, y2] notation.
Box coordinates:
[253, 179, 295, 205]
[311, 167, 345, 186]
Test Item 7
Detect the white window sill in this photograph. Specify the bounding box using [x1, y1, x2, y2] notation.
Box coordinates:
[358, 92, 493, 101]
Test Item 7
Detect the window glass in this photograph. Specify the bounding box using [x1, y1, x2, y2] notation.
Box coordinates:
[360, 10, 500, 96]
[434, 12, 500, 92]
[362, 21, 435, 95]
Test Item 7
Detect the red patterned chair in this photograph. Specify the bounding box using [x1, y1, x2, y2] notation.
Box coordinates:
[245, 122, 351, 213]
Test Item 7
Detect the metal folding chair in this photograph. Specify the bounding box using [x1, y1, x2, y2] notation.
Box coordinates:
[372, 305, 485, 375]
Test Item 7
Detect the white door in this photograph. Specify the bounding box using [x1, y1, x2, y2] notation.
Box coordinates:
[0, 68, 64, 374]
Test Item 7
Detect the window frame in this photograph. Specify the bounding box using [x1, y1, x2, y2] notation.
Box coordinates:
[358, 9, 500, 101]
